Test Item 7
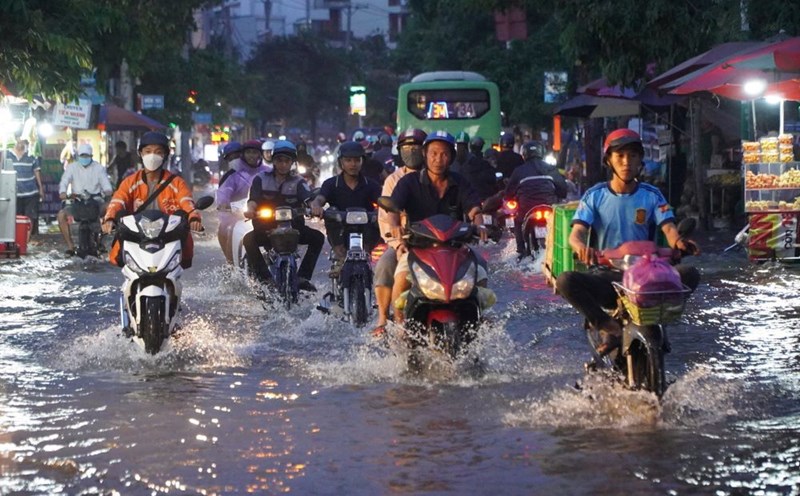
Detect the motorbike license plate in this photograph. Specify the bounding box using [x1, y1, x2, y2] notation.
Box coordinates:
[505, 217, 515, 229]
[535, 226, 547, 239]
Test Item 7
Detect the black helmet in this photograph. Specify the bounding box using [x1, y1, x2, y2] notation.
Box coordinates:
[338, 140, 365, 161]
[378, 133, 392, 147]
[138, 132, 170, 154]
[521, 141, 546, 160]
[499, 133, 515, 148]
[469, 136, 485, 152]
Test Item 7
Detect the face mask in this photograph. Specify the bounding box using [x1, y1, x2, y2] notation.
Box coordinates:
[142, 153, 164, 171]
[79, 156, 92, 166]
[400, 147, 424, 170]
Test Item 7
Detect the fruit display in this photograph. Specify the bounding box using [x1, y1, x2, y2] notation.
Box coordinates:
[746, 197, 800, 211]
[745, 168, 800, 189]
[742, 135, 796, 163]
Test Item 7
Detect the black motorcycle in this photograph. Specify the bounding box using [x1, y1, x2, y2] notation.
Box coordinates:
[68, 193, 106, 258]
[250, 204, 306, 309]
[318, 207, 377, 327]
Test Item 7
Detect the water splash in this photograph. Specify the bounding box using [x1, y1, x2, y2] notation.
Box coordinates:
[505, 365, 742, 430]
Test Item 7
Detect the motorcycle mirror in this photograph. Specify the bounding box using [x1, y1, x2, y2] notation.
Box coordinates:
[481, 195, 502, 213]
[195, 196, 215, 210]
[677, 217, 697, 237]
[376, 196, 400, 213]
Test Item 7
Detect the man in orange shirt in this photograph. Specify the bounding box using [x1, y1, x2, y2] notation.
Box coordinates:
[102, 132, 203, 268]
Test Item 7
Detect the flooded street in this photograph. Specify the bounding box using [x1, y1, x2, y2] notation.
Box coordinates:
[1, 219, 799, 495]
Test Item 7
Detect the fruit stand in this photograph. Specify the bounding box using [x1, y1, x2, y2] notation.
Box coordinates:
[742, 135, 800, 262]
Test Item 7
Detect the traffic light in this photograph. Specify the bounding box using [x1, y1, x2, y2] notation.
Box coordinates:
[187, 89, 198, 105]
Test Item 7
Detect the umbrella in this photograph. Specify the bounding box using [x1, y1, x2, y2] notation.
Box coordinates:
[554, 94, 640, 118]
[647, 41, 765, 89]
[98, 104, 166, 132]
[727, 37, 800, 72]
[577, 77, 637, 99]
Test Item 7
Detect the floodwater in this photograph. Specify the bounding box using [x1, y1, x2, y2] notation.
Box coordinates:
[1, 219, 799, 495]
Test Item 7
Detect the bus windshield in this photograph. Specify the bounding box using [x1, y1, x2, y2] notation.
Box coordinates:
[407, 89, 491, 120]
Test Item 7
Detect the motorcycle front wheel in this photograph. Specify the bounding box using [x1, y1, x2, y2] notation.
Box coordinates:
[436, 321, 463, 360]
[140, 296, 167, 355]
[627, 339, 666, 397]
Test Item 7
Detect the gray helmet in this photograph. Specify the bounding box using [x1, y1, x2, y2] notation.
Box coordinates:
[521, 141, 547, 160]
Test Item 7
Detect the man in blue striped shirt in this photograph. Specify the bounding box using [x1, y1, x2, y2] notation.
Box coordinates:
[8, 139, 44, 235]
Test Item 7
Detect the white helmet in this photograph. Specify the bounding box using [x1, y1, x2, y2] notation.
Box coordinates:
[262, 140, 275, 151]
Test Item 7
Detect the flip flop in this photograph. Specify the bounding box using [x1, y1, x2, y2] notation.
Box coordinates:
[596, 331, 621, 357]
[370, 324, 387, 339]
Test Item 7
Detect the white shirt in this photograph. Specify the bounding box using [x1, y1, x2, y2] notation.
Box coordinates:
[59, 160, 114, 197]
[378, 166, 412, 249]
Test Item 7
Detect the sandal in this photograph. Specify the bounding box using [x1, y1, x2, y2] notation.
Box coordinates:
[370, 324, 387, 339]
[595, 330, 621, 357]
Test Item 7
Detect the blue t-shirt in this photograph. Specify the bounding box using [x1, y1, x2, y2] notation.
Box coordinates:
[8, 150, 40, 197]
[572, 182, 674, 250]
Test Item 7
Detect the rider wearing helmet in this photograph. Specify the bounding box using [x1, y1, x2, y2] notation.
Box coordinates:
[555, 128, 701, 356]
[219, 141, 243, 181]
[499, 140, 567, 258]
[496, 132, 524, 180]
[451, 131, 471, 175]
[295, 140, 319, 188]
[216, 140, 272, 264]
[244, 139, 323, 292]
[309, 141, 381, 265]
[261, 140, 275, 167]
[103, 131, 203, 268]
[385, 130, 486, 324]
[372, 133, 394, 176]
[459, 135, 498, 202]
[370, 128, 428, 334]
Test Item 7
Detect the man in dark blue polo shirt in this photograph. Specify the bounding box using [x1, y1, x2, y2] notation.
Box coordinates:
[385, 131, 485, 322]
[310, 141, 381, 261]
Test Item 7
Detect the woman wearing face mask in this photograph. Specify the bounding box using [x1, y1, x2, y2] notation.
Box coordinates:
[102, 132, 203, 268]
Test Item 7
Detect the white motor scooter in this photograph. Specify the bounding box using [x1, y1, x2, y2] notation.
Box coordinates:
[118, 197, 213, 354]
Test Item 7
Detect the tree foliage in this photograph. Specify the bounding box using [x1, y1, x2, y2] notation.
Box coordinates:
[245, 32, 351, 135]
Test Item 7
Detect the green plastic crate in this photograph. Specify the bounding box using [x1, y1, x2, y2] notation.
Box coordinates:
[544, 201, 580, 286]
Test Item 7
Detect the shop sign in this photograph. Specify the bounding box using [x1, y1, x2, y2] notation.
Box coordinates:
[52, 99, 92, 129]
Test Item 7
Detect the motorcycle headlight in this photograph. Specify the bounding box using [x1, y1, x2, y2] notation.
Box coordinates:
[124, 252, 146, 274]
[274, 207, 294, 221]
[411, 262, 446, 301]
[345, 211, 368, 225]
[451, 262, 477, 300]
[298, 165, 307, 174]
[165, 250, 182, 272]
[138, 217, 165, 239]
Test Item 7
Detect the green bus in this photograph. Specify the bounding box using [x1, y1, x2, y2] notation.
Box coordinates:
[396, 71, 501, 149]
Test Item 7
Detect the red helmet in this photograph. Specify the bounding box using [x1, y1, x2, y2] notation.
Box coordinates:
[603, 129, 643, 155]
[242, 139, 262, 151]
[397, 128, 427, 147]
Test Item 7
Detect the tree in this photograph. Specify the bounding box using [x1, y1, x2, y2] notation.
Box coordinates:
[245, 32, 350, 137]
[0, 0, 94, 99]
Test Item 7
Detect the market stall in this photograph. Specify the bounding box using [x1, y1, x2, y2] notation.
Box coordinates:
[742, 134, 800, 261]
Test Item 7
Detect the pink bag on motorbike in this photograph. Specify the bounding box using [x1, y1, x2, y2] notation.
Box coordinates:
[622, 255, 683, 308]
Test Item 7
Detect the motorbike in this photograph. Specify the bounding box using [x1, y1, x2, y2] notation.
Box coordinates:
[117, 196, 213, 354]
[317, 207, 378, 327]
[377, 197, 497, 362]
[247, 203, 311, 309]
[519, 203, 552, 257]
[67, 192, 106, 259]
[584, 238, 693, 397]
